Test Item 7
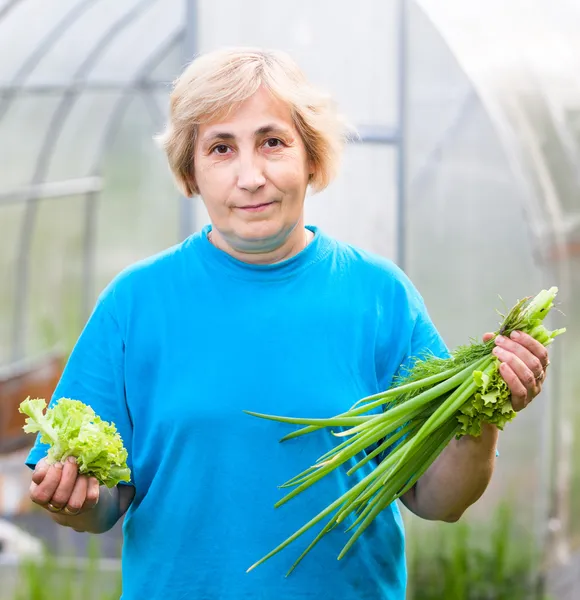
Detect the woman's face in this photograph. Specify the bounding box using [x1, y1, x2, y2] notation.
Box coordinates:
[193, 87, 312, 254]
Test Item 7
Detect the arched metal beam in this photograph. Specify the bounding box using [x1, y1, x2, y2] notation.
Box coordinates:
[0, 0, 101, 122]
[0, 0, 22, 22]
[0, 80, 169, 94]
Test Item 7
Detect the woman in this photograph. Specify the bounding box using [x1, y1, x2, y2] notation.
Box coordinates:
[26, 48, 550, 600]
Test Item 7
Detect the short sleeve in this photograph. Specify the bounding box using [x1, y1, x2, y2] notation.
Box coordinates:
[399, 298, 450, 375]
[374, 292, 449, 459]
[24, 291, 135, 485]
[389, 295, 499, 457]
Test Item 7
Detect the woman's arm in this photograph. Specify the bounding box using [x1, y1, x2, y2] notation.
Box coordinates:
[400, 423, 498, 522]
[400, 330, 549, 521]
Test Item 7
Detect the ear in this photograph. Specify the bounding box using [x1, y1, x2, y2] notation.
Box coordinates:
[307, 159, 316, 181]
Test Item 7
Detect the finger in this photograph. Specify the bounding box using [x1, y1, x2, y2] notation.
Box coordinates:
[482, 332, 495, 343]
[509, 331, 549, 368]
[498, 362, 528, 411]
[495, 335, 544, 379]
[494, 344, 537, 396]
[63, 476, 88, 515]
[84, 477, 100, 511]
[32, 459, 50, 485]
[49, 457, 79, 510]
[30, 462, 64, 507]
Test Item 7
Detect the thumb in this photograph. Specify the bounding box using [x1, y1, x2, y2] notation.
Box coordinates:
[482, 332, 495, 343]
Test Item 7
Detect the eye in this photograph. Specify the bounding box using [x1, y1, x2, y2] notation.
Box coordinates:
[264, 138, 284, 149]
[211, 144, 231, 155]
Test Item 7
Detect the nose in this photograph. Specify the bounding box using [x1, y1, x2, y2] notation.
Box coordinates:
[236, 154, 266, 193]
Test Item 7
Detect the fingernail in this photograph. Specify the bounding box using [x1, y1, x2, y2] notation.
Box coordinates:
[54, 462, 63, 470]
[493, 347, 504, 357]
[67, 457, 76, 464]
[495, 335, 505, 344]
[510, 331, 520, 340]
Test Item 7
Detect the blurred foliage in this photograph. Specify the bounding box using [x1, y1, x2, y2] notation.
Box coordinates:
[406, 503, 552, 600]
[10, 537, 121, 600]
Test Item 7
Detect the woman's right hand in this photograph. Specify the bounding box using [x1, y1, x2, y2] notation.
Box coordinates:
[29, 457, 100, 517]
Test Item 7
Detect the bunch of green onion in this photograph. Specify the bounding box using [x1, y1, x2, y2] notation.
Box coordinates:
[245, 287, 565, 575]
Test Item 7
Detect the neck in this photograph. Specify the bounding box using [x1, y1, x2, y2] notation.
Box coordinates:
[208, 224, 313, 265]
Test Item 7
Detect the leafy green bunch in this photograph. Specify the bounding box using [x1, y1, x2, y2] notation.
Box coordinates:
[19, 397, 131, 488]
[244, 287, 566, 575]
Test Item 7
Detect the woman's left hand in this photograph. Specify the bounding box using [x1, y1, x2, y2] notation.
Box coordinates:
[482, 331, 550, 412]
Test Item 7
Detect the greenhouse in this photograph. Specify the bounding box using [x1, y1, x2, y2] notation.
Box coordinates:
[0, 1, 578, 598]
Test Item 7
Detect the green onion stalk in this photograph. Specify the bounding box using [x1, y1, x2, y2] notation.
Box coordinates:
[245, 287, 566, 575]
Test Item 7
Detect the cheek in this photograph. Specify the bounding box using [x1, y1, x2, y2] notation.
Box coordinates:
[195, 162, 232, 199]
[195, 159, 217, 188]
[195, 174, 230, 220]
[267, 157, 310, 193]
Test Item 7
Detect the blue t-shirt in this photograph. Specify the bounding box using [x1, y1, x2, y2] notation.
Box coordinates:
[26, 225, 447, 600]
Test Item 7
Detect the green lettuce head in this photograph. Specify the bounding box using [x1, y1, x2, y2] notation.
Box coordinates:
[19, 397, 131, 488]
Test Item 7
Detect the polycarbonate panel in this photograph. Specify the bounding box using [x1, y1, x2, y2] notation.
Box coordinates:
[24, 0, 143, 87]
[149, 38, 183, 83]
[87, 0, 184, 84]
[26, 194, 86, 358]
[307, 145, 397, 258]
[94, 94, 178, 296]
[0, 0, 81, 85]
[417, 0, 580, 71]
[505, 85, 580, 219]
[198, 0, 398, 127]
[46, 91, 121, 181]
[3, 95, 175, 361]
[0, 0, 14, 12]
[415, 0, 580, 225]
[0, 202, 26, 363]
[152, 90, 170, 122]
[564, 255, 580, 543]
[406, 4, 475, 182]
[0, 94, 63, 191]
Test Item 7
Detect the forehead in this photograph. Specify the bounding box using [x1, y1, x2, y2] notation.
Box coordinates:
[198, 87, 296, 140]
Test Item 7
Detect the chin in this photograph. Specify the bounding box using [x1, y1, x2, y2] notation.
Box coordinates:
[238, 220, 288, 242]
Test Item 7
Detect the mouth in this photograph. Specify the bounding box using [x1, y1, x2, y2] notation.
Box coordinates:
[236, 201, 275, 213]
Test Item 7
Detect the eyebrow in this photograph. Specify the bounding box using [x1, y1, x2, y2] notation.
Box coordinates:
[201, 124, 292, 145]
[255, 125, 290, 137]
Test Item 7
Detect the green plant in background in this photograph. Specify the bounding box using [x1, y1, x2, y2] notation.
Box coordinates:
[406, 503, 552, 600]
[15, 550, 74, 600]
[12, 537, 122, 600]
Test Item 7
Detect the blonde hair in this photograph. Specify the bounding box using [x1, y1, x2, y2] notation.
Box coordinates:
[155, 47, 351, 197]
